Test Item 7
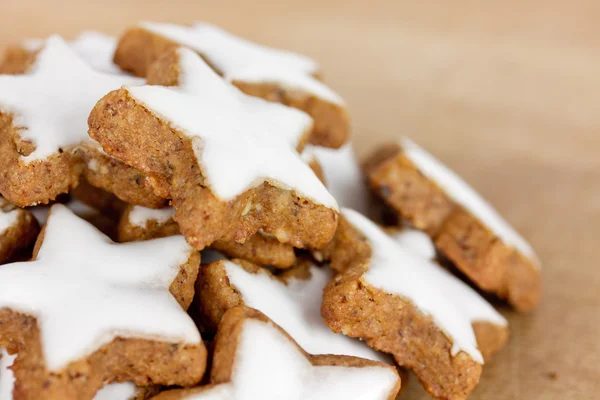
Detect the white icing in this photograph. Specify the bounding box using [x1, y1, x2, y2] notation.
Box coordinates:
[0, 210, 19, 236]
[69, 31, 123, 75]
[128, 206, 175, 228]
[391, 228, 436, 260]
[0, 36, 141, 162]
[0, 348, 16, 400]
[29, 199, 98, 226]
[184, 319, 398, 400]
[138, 22, 343, 105]
[22, 32, 123, 75]
[401, 138, 539, 266]
[222, 260, 386, 363]
[303, 143, 371, 215]
[126, 48, 337, 209]
[0, 204, 201, 371]
[343, 208, 508, 364]
[93, 382, 137, 400]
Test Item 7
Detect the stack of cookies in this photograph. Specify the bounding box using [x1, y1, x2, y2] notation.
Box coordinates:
[0, 22, 541, 400]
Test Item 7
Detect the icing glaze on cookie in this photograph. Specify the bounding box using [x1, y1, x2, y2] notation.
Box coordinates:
[390, 228, 436, 260]
[401, 138, 539, 266]
[23, 32, 123, 75]
[0, 348, 16, 400]
[138, 22, 343, 105]
[126, 48, 337, 209]
[303, 143, 371, 214]
[69, 31, 123, 75]
[128, 206, 175, 228]
[185, 319, 398, 400]
[0, 36, 141, 162]
[0, 210, 19, 236]
[222, 260, 386, 362]
[343, 208, 508, 364]
[93, 382, 137, 400]
[0, 347, 137, 400]
[0, 205, 201, 371]
[30, 199, 98, 226]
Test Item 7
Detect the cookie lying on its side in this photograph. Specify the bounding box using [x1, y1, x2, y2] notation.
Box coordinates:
[321, 208, 509, 400]
[365, 139, 541, 312]
[0, 197, 39, 264]
[118, 205, 296, 269]
[150, 306, 401, 400]
[0, 205, 206, 399]
[89, 47, 338, 251]
[113, 22, 349, 148]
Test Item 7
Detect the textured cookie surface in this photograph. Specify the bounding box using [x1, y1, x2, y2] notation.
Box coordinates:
[118, 205, 296, 268]
[321, 209, 509, 400]
[365, 139, 541, 312]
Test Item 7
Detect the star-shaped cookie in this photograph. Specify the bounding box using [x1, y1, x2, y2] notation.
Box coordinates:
[0, 205, 206, 398]
[0, 35, 143, 207]
[149, 307, 401, 400]
[321, 208, 509, 400]
[89, 47, 338, 250]
[113, 22, 349, 148]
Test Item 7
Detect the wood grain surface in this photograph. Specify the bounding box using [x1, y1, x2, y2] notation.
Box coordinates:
[1, 1, 597, 398]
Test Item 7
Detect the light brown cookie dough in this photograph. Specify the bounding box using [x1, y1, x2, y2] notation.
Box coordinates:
[0, 205, 206, 400]
[148, 306, 401, 400]
[114, 23, 350, 148]
[77, 143, 167, 209]
[118, 205, 296, 268]
[0, 197, 40, 264]
[89, 48, 338, 251]
[364, 140, 541, 312]
[321, 209, 510, 400]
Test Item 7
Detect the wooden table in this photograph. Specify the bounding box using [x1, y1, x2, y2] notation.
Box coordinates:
[1, 1, 597, 398]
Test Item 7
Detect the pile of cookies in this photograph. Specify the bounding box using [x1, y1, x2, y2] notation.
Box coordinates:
[0, 22, 541, 400]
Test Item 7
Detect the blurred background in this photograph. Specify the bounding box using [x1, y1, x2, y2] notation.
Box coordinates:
[1, 0, 597, 398]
